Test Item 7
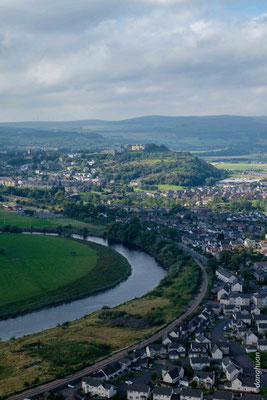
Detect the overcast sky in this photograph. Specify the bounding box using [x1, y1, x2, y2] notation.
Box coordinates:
[0, 0, 267, 121]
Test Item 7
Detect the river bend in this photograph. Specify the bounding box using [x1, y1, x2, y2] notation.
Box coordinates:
[0, 235, 167, 340]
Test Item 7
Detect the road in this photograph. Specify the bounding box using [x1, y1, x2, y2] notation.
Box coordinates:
[211, 318, 229, 342]
[8, 250, 208, 400]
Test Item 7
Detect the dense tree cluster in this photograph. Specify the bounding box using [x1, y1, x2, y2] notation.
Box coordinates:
[99, 152, 224, 187]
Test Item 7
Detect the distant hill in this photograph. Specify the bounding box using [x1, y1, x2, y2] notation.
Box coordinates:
[0, 127, 107, 150]
[0, 115, 266, 152]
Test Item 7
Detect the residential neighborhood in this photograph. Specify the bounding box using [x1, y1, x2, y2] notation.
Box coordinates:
[53, 261, 267, 400]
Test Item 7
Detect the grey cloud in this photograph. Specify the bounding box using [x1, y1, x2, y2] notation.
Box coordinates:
[0, 0, 266, 121]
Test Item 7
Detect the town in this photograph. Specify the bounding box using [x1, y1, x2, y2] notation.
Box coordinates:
[0, 146, 266, 400]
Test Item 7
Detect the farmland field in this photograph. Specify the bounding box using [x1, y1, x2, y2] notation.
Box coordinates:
[0, 209, 105, 235]
[212, 162, 267, 171]
[0, 234, 131, 318]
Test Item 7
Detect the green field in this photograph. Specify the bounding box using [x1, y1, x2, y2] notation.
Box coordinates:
[0, 209, 104, 235]
[157, 184, 184, 191]
[0, 234, 131, 318]
[213, 162, 267, 171]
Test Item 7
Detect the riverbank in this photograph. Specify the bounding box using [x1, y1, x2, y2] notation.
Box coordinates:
[0, 230, 203, 398]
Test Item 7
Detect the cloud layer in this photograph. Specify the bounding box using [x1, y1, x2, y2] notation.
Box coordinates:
[0, 0, 267, 121]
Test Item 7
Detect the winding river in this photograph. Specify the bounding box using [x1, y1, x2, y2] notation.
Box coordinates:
[0, 235, 167, 341]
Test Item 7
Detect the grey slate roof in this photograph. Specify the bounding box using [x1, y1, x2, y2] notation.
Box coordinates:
[194, 371, 214, 379]
[127, 384, 150, 393]
[181, 389, 203, 398]
[213, 391, 233, 400]
[153, 386, 173, 396]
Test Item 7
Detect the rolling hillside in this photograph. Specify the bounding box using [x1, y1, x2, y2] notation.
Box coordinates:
[0, 115, 266, 152]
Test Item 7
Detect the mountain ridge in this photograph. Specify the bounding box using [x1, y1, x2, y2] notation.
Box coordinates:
[0, 115, 266, 152]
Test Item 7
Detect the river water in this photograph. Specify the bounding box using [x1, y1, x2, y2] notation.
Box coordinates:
[0, 235, 167, 341]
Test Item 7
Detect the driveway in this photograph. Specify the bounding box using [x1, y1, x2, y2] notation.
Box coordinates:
[211, 318, 229, 342]
[117, 364, 162, 394]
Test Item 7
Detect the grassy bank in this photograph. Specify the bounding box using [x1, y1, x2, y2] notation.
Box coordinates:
[0, 234, 131, 319]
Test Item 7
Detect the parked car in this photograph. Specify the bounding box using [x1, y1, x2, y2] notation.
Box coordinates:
[67, 384, 75, 389]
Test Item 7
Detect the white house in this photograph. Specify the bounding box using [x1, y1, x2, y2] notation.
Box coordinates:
[168, 342, 186, 357]
[243, 331, 258, 346]
[225, 363, 240, 381]
[217, 284, 231, 301]
[162, 334, 174, 346]
[211, 344, 223, 360]
[193, 371, 215, 389]
[229, 294, 251, 306]
[146, 344, 166, 359]
[227, 374, 260, 393]
[162, 365, 184, 384]
[82, 377, 117, 398]
[127, 384, 151, 400]
[252, 292, 267, 308]
[231, 279, 243, 293]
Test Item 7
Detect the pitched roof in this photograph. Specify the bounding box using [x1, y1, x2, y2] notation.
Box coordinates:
[235, 374, 257, 388]
[128, 384, 150, 393]
[241, 395, 263, 400]
[230, 293, 251, 299]
[194, 371, 214, 379]
[101, 362, 121, 375]
[82, 377, 113, 389]
[165, 367, 183, 379]
[211, 344, 222, 354]
[254, 315, 267, 321]
[226, 363, 238, 374]
[153, 386, 173, 396]
[181, 389, 203, 398]
[195, 334, 210, 342]
[217, 268, 235, 279]
[169, 342, 186, 350]
[213, 390, 233, 400]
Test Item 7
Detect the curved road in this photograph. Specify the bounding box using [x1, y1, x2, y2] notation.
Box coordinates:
[9, 251, 208, 400]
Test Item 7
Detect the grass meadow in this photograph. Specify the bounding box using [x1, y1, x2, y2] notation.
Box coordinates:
[0, 234, 131, 318]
